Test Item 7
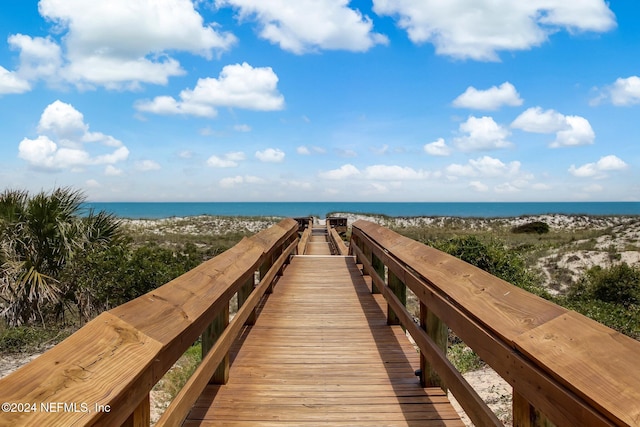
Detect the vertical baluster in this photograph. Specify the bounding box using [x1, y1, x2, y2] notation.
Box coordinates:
[122, 393, 150, 427]
[237, 275, 256, 325]
[420, 302, 448, 392]
[513, 391, 556, 427]
[387, 270, 406, 326]
[371, 253, 383, 294]
[202, 302, 230, 384]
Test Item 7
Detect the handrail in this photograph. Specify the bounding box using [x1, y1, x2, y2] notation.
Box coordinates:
[327, 222, 348, 255]
[350, 220, 640, 427]
[0, 218, 298, 426]
[156, 237, 298, 426]
[297, 218, 312, 255]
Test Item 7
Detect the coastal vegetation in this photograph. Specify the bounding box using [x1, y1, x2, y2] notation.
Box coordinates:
[0, 188, 256, 353]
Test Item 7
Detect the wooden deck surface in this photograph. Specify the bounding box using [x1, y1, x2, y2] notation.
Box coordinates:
[184, 255, 464, 426]
[304, 227, 332, 255]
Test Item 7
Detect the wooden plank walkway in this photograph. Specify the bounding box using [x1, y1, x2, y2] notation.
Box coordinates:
[305, 227, 332, 255]
[184, 255, 464, 426]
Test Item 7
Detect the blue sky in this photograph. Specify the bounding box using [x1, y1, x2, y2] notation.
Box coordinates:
[0, 0, 638, 202]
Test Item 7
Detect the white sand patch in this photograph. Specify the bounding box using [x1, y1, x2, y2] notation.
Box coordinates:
[448, 366, 513, 426]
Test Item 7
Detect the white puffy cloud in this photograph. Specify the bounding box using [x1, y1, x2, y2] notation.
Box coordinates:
[452, 82, 523, 110]
[446, 156, 522, 178]
[297, 145, 326, 155]
[454, 116, 511, 151]
[363, 165, 428, 180]
[0, 66, 31, 94]
[18, 100, 129, 171]
[8, 34, 62, 82]
[319, 164, 360, 180]
[135, 160, 161, 171]
[207, 151, 246, 167]
[511, 107, 567, 133]
[512, 107, 595, 147]
[469, 181, 489, 192]
[255, 148, 285, 163]
[136, 63, 284, 117]
[552, 116, 595, 147]
[494, 182, 519, 193]
[594, 76, 640, 106]
[219, 175, 264, 187]
[216, 0, 388, 54]
[569, 155, 628, 178]
[423, 138, 451, 156]
[105, 165, 123, 176]
[373, 0, 615, 61]
[319, 163, 432, 181]
[7, 0, 236, 89]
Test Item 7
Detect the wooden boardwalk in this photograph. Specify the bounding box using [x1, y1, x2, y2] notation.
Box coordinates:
[304, 226, 333, 255]
[184, 255, 464, 426]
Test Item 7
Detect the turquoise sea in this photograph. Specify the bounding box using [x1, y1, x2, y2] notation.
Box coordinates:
[83, 202, 640, 219]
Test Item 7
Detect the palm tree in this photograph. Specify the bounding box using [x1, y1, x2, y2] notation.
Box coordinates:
[0, 187, 121, 326]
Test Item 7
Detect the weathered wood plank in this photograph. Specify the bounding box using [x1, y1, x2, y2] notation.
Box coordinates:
[185, 256, 464, 426]
[0, 312, 162, 426]
[513, 311, 640, 426]
[0, 218, 299, 426]
[351, 220, 637, 427]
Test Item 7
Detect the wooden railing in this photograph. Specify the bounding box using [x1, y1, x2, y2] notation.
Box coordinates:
[3, 218, 640, 427]
[297, 218, 312, 255]
[0, 218, 299, 427]
[327, 222, 348, 256]
[350, 220, 640, 427]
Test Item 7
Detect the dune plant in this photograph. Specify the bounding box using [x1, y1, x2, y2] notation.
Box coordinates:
[0, 187, 121, 326]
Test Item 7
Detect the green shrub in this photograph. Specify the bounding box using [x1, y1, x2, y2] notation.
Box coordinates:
[429, 235, 548, 298]
[511, 221, 550, 234]
[563, 263, 640, 338]
[568, 263, 640, 308]
[155, 342, 202, 399]
[0, 326, 71, 353]
[448, 343, 484, 373]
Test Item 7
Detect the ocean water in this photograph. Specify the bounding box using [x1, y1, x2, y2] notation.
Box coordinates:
[83, 202, 640, 219]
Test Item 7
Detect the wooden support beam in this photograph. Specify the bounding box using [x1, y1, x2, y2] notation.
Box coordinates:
[237, 275, 256, 325]
[387, 270, 406, 326]
[202, 302, 230, 385]
[513, 391, 556, 427]
[371, 253, 383, 294]
[420, 302, 448, 391]
[121, 394, 150, 427]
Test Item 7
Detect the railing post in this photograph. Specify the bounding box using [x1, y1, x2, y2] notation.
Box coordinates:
[202, 302, 230, 384]
[371, 253, 383, 294]
[513, 391, 556, 427]
[122, 393, 150, 427]
[387, 270, 406, 326]
[261, 252, 275, 294]
[237, 275, 256, 325]
[420, 302, 448, 391]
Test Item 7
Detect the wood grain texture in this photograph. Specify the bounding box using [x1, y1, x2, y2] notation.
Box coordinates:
[0, 219, 298, 426]
[513, 311, 640, 426]
[184, 256, 464, 426]
[352, 220, 640, 427]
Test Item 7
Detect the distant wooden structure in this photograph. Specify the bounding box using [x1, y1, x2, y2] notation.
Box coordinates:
[293, 216, 313, 232]
[327, 216, 347, 235]
[2, 218, 640, 426]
